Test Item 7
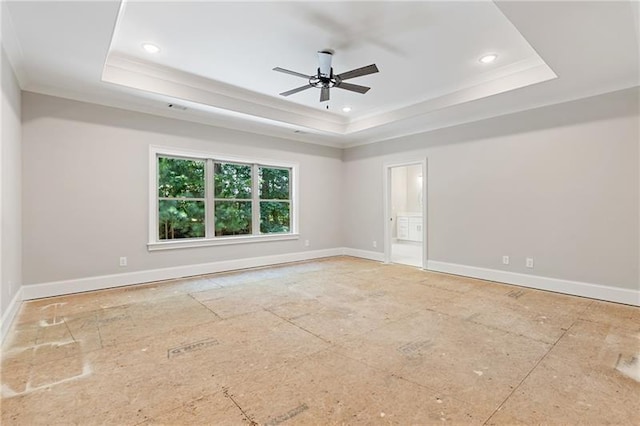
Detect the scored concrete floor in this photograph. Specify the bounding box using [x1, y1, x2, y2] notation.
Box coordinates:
[1, 256, 639, 425]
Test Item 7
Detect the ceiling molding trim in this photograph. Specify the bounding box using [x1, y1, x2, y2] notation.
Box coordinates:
[345, 61, 557, 135]
[106, 55, 347, 126]
[24, 83, 347, 149]
[100, 0, 129, 80]
[103, 54, 348, 134]
[343, 85, 640, 151]
[1, 1, 29, 88]
[102, 52, 556, 139]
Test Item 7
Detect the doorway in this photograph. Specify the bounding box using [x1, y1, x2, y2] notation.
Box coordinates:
[384, 161, 427, 268]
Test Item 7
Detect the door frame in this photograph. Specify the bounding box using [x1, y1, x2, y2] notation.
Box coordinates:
[383, 159, 428, 269]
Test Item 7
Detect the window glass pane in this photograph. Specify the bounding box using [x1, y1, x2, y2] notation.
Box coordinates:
[214, 163, 252, 199]
[215, 201, 252, 236]
[260, 201, 290, 234]
[260, 167, 289, 200]
[158, 200, 205, 240]
[158, 157, 205, 198]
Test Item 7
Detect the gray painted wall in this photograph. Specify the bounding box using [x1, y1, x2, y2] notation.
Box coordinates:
[1, 46, 22, 315]
[21, 92, 343, 285]
[343, 88, 639, 291]
[19, 87, 640, 297]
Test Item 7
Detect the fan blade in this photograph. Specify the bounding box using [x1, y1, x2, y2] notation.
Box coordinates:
[337, 64, 379, 81]
[273, 67, 311, 79]
[335, 82, 370, 94]
[280, 84, 313, 97]
[320, 87, 330, 102]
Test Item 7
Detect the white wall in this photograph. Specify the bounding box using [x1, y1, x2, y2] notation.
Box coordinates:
[390, 166, 407, 238]
[0, 46, 22, 317]
[21, 92, 343, 286]
[343, 88, 639, 293]
[405, 164, 422, 213]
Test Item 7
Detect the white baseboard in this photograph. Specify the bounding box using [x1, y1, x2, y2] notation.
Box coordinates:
[1, 286, 23, 344]
[21, 248, 343, 301]
[427, 260, 639, 307]
[342, 248, 385, 262]
[13, 249, 639, 315]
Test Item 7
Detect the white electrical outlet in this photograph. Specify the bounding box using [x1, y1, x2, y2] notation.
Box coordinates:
[373, 241, 377, 248]
[502, 255, 510, 265]
[119, 257, 127, 267]
[526, 257, 534, 268]
[304, 240, 310, 247]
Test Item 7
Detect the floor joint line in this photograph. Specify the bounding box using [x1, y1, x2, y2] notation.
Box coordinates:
[223, 387, 257, 425]
[264, 308, 332, 344]
[187, 293, 223, 320]
[481, 320, 578, 425]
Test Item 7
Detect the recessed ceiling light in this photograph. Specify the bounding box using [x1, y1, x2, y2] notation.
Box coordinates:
[342, 106, 352, 113]
[142, 43, 160, 54]
[479, 53, 498, 64]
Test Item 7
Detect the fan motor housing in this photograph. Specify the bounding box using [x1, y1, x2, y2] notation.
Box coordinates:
[310, 69, 340, 89]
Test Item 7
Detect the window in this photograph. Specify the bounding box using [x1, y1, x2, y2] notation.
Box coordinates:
[158, 157, 206, 240]
[150, 147, 297, 250]
[259, 166, 291, 233]
[214, 162, 253, 236]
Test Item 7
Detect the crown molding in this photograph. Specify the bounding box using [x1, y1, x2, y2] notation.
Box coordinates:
[103, 54, 348, 134]
[1, 1, 29, 88]
[346, 60, 556, 134]
[102, 52, 556, 141]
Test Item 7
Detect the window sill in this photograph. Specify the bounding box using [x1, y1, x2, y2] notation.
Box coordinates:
[147, 233, 300, 251]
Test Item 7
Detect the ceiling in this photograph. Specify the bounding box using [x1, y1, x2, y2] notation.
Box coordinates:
[3, 1, 639, 148]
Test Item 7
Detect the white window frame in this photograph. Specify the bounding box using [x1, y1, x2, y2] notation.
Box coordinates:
[148, 146, 299, 251]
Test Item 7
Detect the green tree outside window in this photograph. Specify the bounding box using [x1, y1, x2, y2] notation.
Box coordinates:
[214, 163, 252, 236]
[158, 157, 205, 240]
[259, 167, 290, 233]
[156, 156, 293, 241]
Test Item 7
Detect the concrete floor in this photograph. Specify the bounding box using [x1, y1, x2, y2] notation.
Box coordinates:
[1, 256, 639, 425]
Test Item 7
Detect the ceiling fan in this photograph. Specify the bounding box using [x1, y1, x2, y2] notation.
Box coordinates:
[273, 50, 379, 102]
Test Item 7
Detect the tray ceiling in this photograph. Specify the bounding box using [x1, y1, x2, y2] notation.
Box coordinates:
[4, 1, 639, 147]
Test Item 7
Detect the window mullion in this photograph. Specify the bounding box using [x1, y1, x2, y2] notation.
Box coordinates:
[153, 154, 160, 243]
[206, 159, 215, 238]
[252, 164, 260, 235]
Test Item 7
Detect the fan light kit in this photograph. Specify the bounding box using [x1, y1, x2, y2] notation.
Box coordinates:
[342, 106, 352, 113]
[479, 53, 498, 64]
[142, 43, 160, 54]
[274, 50, 379, 103]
